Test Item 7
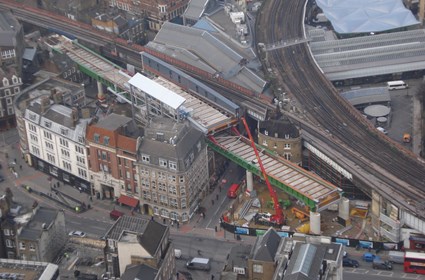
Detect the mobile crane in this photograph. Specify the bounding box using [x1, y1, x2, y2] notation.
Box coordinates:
[241, 117, 285, 226]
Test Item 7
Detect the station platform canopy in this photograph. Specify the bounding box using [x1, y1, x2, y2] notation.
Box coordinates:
[316, 0, 419, 34]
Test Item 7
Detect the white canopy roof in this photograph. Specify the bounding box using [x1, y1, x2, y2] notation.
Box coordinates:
[316, 0, 419, 34]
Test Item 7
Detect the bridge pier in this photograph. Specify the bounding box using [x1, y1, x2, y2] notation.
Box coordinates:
[310, 211, 321, 235]
[246, 170, 253, 193]
[97, 81, 106, 105]
[338, 197, 350, 225]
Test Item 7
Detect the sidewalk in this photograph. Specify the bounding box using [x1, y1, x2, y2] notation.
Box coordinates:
[0, 133, 253, 243]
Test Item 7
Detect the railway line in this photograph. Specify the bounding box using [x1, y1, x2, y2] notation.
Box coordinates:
[256, 0, 425, 217]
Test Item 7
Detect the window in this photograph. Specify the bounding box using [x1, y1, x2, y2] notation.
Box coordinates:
[29, 243, 35, 251]
[47, 153, 55, 164]
[253, 264, 263, 273]
[60, 138, 69, 148]
[61, 149, 70, 158]
[141, 154, 150, 163]
[101, 151, 107, 160]
[28, 124, 37, 132]
[77, 156, 85, 165]
[104, 136, 110, 145]
[4, 89, 10, 96]
[126, 171, 130, 179]
[262, 139, 268, 146]
[19, 242, 26, 250]
[43, 131, 52, 140]
[75, 146, 84, 154]
[63, 161, 72, 171]
[159, 158, 167, 168]
[45, 142, 54, 150]
[13, 87, 19, 94]
[30, 134, 38, 142]
[3, 229, 10, 236]
[180, 186, 186, 196]
[284, 153, 292, 161]
[78, 168, 87, 178]
[44, 121, 51, 128]
[179, 176, 184, 183]
[181, 198, 187, 209]
[285, 134, 290, 139]
[284, 143, 291, 150]
[94, 134, 100, 143]
[5, 240, 13, 248]
[31, 146, 40, 156]
[61, 128, 68, 136]
[169, 161, 177, 170]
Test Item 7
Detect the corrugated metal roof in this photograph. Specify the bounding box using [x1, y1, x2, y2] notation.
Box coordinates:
[183, 0, 210, 20]
[310, 30, 425, 80]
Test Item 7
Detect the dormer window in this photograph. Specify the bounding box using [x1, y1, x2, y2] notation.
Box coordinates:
[94, 134, 100, 143]
[159, 5, 166, 13]
[104, 136, 110, 145]
[44, 121, 51, 128]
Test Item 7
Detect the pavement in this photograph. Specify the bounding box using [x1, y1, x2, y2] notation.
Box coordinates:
[0, 128, 256, 245]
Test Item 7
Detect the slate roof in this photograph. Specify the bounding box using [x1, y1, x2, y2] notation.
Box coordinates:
[283, 243, 326, 280]
[251, 228, 281, 262]
[137, 220, 167, 256]
[19, 207, 58, 241]
[121, 264, 158, 280]
[259, 119, 299, 138]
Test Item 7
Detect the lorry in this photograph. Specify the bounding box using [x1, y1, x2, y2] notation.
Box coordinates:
[186, 257, 211, 271]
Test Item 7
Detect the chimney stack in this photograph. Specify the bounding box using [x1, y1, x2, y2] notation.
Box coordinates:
[40, 96, 50, 113]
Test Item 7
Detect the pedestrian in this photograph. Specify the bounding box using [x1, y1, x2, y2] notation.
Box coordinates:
[89, 196, 93, 201]
[176, 221, 180, 229]
[216, 194, 219, 201]
[163, 218, 166, 224]
[171, 220, 174, 227]
[19, 165, 22, 170]
[14, 158, 16, 164]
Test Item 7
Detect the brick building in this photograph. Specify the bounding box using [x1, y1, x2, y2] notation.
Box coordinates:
[87, 113, 143, 206]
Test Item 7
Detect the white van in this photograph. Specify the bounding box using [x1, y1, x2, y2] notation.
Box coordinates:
[388, 251, 404, 264]
[387, 80, 408, 90]
[377, 127, 388, 135]
[186, 257, 211, 271]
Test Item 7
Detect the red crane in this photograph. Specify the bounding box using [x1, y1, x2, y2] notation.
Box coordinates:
[241, 117, 285, 226]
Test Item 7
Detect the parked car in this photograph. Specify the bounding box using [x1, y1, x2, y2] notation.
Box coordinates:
[69, 231, 86, 237]
[343, 258, 359, 268]
[362, 252, 377, 262]
[372, 259, 393, 270]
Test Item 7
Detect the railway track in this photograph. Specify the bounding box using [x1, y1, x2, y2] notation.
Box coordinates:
[257, 0, 425, 217]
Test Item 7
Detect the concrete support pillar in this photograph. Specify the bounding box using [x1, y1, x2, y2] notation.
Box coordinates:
[246, 170, 253, 193]
[310, 211, 321, 235]
[338, 197, 350, 220]
[97, 81, 106, 104]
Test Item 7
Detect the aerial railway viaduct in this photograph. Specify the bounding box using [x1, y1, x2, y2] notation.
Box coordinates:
[2, 0, 425, 241]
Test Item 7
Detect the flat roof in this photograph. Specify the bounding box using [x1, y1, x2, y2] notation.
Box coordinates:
[363, 104, 391, 117]
[128, 73, 186, 110]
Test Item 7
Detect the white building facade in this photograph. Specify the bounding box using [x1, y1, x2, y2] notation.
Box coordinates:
[23, 96, 91, 192]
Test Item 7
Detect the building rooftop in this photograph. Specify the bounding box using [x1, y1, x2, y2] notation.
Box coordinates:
[105, 215, 150, 241]
[183, 0, 210, 21]
[0, 259, 58, 280]
[0, 11, 21, 47]
[251, 228, 281, 262]
[147, 22, 266, 94]
[316, 0, 419, 34]
[140, 117, 204, 170]
[19, 207, 59, 241]
[121, 264, 158, 280]
[259, 119, 300, 138]
[341, 87, 391, 107]
[94, 113, 133, 131]
[137, 220, 167, 256]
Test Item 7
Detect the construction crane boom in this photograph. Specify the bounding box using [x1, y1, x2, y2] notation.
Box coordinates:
[241, 117, 285, 225]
